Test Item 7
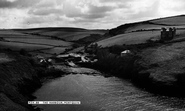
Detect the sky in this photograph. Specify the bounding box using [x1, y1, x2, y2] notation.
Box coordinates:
[0, 0, 185, 29]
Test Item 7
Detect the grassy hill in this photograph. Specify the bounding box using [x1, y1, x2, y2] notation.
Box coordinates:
[0, 28, 107, 56]
[150, 15, 185, 26]
[14, 27, 106, 41]
[97, 15, 185, 47]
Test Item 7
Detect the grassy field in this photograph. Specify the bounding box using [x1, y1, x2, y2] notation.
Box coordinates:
[0, 28, 107, 56]
[41, 30, 105, 41]
[14, 28, 106, 41]
[101, 15, 185, 47]
[98, 29, 185, 47]
[125, 24, 185, 33]
[4, 38, 72, 46]
[125, 15, 185, 33]
[125, 24, 163, 33]
[150, 15, 185, 25]
[0, 30, 73, 55]
[98, 31, 160, 47]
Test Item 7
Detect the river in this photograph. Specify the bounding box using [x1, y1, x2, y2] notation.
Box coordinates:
[33, 67, 185, 111]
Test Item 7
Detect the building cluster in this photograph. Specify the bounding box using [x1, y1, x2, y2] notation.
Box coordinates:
[161, 27, 176, 41]
[84, 43, 99, 54]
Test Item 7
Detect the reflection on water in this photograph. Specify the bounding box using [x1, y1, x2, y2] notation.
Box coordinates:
[34, 74, 185, 111]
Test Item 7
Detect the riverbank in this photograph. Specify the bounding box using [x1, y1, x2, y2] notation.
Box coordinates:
[80, 42, 185, 97]
[134, 41, 185, 97]
[0, 49, 65, 111]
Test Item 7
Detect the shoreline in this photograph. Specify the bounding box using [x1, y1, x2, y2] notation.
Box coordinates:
[78, 51, 185, 98]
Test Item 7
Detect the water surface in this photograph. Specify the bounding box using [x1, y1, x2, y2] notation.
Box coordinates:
[34, 69, 185, 111]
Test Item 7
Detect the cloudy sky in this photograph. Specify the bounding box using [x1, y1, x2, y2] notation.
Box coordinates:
[0, 0, 185, 29]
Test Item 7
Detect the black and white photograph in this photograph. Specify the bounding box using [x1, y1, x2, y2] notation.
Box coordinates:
[1, 0, 185, 111]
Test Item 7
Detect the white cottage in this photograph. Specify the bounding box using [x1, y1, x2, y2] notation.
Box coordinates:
[121, 50, 131, 57]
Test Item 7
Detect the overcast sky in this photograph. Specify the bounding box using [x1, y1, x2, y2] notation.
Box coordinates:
[0, 0, 185, 29]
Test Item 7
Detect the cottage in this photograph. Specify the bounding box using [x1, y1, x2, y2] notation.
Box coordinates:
[121, 50, 131, 57]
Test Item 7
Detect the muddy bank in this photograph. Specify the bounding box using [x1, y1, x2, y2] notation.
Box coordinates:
[0, 50, 64, 111]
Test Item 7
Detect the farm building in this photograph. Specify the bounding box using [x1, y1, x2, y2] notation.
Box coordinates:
[161, 27, 176, 41]
[121, 50, 131, 57]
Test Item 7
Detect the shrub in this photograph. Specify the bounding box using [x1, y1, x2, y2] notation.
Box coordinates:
[91, 49, 137, 78]
[19, 49, 28, 56]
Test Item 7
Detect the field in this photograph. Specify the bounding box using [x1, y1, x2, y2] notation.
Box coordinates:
[124, 24, 163, 33]
[98, 29, 185, 47]
[0, 30, 72, 55]
[14, 28, 106, 41]
[97, 15, 185, 47]
[98, 31, 160, 47]
[0, 28, 106, 56]
[4, 38, 71, 46]
[150, 15, 185, 26]
[125, 15, 185, 33]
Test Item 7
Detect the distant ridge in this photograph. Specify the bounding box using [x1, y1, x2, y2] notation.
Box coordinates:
[13, 27, 87, 32]
[108, 14, 185, 36]
[149, 14, 185, 22]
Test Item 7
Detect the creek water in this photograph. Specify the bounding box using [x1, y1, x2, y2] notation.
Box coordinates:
[33, 67, 185, 111]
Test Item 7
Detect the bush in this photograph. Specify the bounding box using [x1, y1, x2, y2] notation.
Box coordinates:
[72, 43, 81, 48]
[19, 49, 28, 56]
[91, 49, 137, 78]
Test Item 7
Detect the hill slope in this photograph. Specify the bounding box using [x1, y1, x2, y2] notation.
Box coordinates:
[108, 15, 185, 36]
[14, 27, 107, 41]
[0, 27, 107, 56]
[98, 15, 185, 47]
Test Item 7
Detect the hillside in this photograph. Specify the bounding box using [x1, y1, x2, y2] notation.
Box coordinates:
[97, 15, 185, 47]
[0, 28, 107, 56]
[0, 49, 66, 111]
[0, 50, 40, 111]
[14, 27, 107, 41]
[150, 15, 185, 26]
